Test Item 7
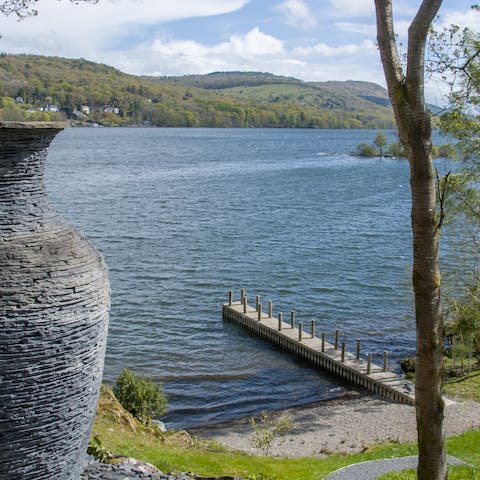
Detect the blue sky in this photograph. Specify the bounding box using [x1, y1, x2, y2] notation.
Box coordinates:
[0, 0, 478, 103]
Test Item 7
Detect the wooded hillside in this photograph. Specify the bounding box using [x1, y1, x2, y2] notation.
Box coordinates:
[0, 54, 397, 128]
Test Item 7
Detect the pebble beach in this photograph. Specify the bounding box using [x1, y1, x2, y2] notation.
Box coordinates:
[191, 393, 480, 457]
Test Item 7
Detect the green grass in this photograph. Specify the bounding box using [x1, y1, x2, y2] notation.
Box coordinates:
[377, 465, 480, 479]
[92, 386, 480, 480]
[370, 426, 480, 479]
[444, 365, 480, 402]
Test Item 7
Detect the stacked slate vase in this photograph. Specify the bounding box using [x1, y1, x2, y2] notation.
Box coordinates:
[0, 122, 110, 479]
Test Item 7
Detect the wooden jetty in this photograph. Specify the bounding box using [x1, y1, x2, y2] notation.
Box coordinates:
[223, 290, 415, 405]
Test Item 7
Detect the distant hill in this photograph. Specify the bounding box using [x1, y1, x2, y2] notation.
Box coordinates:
[153, 71, 303, 89]
[0, 54, 397, 128]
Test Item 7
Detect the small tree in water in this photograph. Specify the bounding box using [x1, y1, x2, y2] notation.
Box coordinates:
[374, 131, 387, 157]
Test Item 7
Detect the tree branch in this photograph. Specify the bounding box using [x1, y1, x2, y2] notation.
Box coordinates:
[406, 0, 443, 107]
[436, 169, 451, 230]
[374, 0, 405, 93]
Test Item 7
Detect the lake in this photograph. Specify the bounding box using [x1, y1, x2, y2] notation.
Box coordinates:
[45, 128, 447, 429]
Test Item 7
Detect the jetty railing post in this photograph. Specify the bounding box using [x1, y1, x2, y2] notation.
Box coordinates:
[240, 288, 245, 304]
[268, 301, 273, 318]
[222, 297, 416, 405]
[256, 295, 260, 312]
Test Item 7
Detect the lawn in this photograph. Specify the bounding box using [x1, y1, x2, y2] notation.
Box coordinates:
[91, 385, 480, 480]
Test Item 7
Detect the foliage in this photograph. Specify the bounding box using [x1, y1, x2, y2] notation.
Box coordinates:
[0, 0, 97, 19]
[249, 411, 292, 455]
[113, 369, 167, 426]
[444, 282, 480, 362]
[0, 53, 396, 128]
[436, 143, 457, 159]
[429, 23, 480, 372]
[374, 131, 388, 156]
[387, 140, 406, 158]
[400, 357, 416, 375]
[87, 435, 113, 462]
[356, 141, 378, 157]
[355, 133, 454, 159]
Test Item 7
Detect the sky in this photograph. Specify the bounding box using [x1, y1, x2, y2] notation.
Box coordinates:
[0, 0, 479, 103]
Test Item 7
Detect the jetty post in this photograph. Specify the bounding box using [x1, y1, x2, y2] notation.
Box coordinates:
[223, 290, 416, 405]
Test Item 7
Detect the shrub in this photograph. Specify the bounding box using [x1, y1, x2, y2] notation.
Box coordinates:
[356, 141, 378, 157]
[374, 131, 388, 156]
[400, 357, 416, 375]
[87, 435, 112, 462]
[387, 140, 406, 158]
[249, 411, 292, 455]
[113, 368, 167, 426]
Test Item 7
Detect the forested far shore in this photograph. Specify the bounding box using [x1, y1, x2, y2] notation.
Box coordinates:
[0, 53, 399, 128]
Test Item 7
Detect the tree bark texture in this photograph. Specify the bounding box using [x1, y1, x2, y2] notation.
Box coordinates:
[374, 2, 447, 479]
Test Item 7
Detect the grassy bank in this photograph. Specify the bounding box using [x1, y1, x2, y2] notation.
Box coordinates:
[371, 365, 480, 479]
[91, 385, 480, 480]
[444, 365, 480, 403]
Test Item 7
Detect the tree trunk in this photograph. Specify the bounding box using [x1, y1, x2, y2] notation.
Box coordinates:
[374, 1, 446, 479]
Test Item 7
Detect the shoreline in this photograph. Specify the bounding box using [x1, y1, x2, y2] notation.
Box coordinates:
[189, 393, 480, 457]
[187, 389, 368, 433]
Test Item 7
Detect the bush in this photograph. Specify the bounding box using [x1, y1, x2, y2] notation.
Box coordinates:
[113, 368, 167, 425]
[356, 141, 378, 157]
[387, 140, 406, 158]
[400, 357, 416, 375]
[249, 411, 292, 455]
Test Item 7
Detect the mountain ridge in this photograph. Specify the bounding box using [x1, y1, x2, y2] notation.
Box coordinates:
[0, 53, 396, 128]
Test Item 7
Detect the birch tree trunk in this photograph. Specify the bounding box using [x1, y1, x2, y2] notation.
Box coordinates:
[373, 1, 447, 479]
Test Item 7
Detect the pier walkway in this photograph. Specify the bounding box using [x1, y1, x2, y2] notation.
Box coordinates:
[223, 290, 415, 405]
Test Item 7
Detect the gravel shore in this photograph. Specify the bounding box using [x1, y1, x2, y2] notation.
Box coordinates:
[191, 393, 480, 457]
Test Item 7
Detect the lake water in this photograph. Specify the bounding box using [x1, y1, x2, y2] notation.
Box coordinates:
[45, 128, 446, 429]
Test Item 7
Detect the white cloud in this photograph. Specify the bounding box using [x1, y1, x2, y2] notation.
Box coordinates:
[276, 0, 317, 29]
[0, 0, 249, 57]
[118, 27, 286, 76]
[440, 7, 480, 31]
[100, 29, 386, 92]
[335, 22, 376, 36]
[327, 0, 374, 18]
[215, 27, 285, 56]
[293, 39, 377, 58]
[0, 1, 396, 95]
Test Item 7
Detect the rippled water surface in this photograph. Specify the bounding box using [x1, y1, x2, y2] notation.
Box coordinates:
[46, 128, 439, 428]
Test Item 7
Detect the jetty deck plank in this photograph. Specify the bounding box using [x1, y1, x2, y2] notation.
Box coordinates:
[223, 299, 416, 405]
